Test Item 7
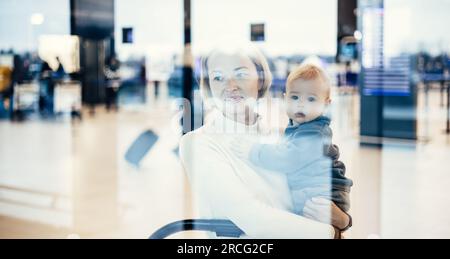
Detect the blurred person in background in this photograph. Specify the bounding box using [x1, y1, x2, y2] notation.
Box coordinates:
[39, 60, 55, 117]
[0, 63, 12, 117]
[104, 55, 121, 111]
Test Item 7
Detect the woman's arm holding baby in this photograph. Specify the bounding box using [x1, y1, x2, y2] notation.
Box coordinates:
[181, 134, 337, 239]
[303, 198, 352, 231]
[231, 138, 351, 232]
[231, 131, 326, 173]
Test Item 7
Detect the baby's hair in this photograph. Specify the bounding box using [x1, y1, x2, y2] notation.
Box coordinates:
[286, 64, 331, 99]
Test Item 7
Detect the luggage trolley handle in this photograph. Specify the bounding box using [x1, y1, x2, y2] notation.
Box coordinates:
[149, 219, 245, 239]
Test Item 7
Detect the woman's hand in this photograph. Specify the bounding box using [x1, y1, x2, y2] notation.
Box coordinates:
[303, 197, 350, 231]
[230, 138, 254, 159]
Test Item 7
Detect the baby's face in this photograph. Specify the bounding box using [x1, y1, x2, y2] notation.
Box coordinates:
[285, 79, 330, 125]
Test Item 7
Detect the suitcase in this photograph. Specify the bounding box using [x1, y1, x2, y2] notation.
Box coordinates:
[125, 130, 159, 167]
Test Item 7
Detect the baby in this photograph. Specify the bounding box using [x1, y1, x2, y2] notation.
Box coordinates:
[233, 64, 353, 219]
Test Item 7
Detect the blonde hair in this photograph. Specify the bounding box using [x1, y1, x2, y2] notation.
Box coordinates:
[200, 46, 273, 100]
[287, 64, 331, 98]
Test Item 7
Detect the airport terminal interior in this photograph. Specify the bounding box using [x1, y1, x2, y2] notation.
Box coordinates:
[0, 0, 450, 239]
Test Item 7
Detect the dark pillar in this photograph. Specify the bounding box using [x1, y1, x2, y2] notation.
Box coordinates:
[70, 0, 115, 106]
[447, 81, 450, 133]
[182, 0, 194, 134]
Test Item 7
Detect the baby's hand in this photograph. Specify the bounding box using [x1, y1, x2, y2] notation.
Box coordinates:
[303, 197, 351, 230]
[230, 138, 254, 159]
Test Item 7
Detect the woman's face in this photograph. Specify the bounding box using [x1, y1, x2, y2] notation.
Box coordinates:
[207, 52, 260, 118]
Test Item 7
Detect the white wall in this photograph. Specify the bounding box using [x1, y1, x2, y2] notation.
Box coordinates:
[114, 0, 338, 59]
[192, 0, 338, 57]
[0, 0, 70, 53]
[385, 0, 450, 56]
[114, 0, 183, 61]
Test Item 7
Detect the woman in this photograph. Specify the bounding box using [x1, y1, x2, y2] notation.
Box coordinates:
[179, 46, 350, 239]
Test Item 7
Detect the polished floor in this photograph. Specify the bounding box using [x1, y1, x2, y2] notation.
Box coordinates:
[1, 84, 450, 239]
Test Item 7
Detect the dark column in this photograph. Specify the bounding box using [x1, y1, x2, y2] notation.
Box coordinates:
[182, 0, 194, 134]
[70, 0, 115, 106]
[447, 81, 450, 133]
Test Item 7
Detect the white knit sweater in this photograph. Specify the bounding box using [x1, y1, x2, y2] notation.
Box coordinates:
[179, 110, 335, 239]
